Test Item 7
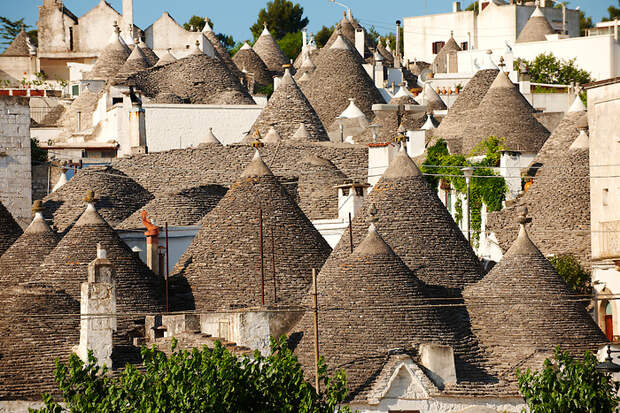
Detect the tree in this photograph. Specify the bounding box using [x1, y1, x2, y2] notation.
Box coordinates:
[183, 16, 235, 51]
[602, 1, 620, 22]
[517, 347, 620, 412]
[514, 53, 592, 86]
[33, 336, 350, 413]
[315, 25, 334, 48]
[0, 16, 36, 48]
[31, 138, 48, 164]
[250, 0, 309, 41]
[277, 31, 302, 60]
[548, 254, 591, 295]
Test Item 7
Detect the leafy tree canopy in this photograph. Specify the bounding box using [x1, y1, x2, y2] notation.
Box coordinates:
[0, 16, 37, 48]
[514, 52, 592, 86]
[277, 31, 302, 60]
[517, 346, 620, 413]
[250, 0, 309, 41]
[32, 336, 350, 413]
[548, 254, 591, 295]
[602, 0, 620, 21]
[183, 16, 235, 50]
[314, 25, 334, 48]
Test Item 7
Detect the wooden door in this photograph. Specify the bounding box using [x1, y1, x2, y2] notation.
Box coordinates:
[605, 314, 614, 341]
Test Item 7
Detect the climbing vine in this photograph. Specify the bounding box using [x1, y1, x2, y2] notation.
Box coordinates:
[421, 137, 507, 246]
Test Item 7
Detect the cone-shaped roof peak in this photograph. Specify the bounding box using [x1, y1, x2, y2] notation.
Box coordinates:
[339, 98, 366, 119]
[24, 211, 52, 235]
[569, 129, 589, 150]
[263, 126, 282, 144]
[202, 18, 213, 33]
[240, 150, 274, 178]
[155, 49, 177, 66]
[568, 96, 587, 113]
[489, 70, 514, 89]
[383, 146, 421, 179]
[517, 6, 555, 43]
[201, 127, 222, 145]
[292, 123, 311, 140]
[423, 83, 447, 111]
[330, 34, 350, 50]
[531, 6, 545, 18]
[503, 206, 539, 256]
[75, 200, 108, 227]
[240, 41, 252, 50]
[353, 224, 395, 257]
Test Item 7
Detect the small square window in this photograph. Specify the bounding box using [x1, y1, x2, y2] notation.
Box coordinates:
[603, 188, 609, 206]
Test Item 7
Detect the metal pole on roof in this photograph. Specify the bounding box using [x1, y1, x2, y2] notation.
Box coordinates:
[165, 222, 169, 313]
[312, 268, 320, 392]
[259, 208, 265, 306]
[271, 226, 277, 303]
[348, 212, 354, 253]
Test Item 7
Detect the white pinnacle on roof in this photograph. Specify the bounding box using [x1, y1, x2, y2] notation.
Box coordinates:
[481, 50, 499, 70]
[569, 129, 589, 150]
[240, 42, 252, 50]
[155, 49, 177, 66]
[385, 39, 392, 53]
[202, 127, 221, 145]
[300, 53, 315, 70]
[263, 126, 282, 144]
[51, 170, 68, 193]
[299, 72, 311, 82]
[531, 6, 545, 18]
[421, 114, 436, 130]
[330, 34, 350, 50]
[261, 22, 270, 37]
[339, 98, 366, 119]
[423, 83, 443, 106]
[567, 96, 587, 113]
[202, 18, 213, 33]
[393, 83, 414, 99]
[292, 123, 311, 140]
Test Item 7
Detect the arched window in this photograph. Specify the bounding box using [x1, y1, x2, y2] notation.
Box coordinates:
[604, 301, 614, 341]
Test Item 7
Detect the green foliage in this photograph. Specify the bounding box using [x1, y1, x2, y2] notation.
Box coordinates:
[422, 137, 507, 245]
[277, 31, 302, 60]
[383, 27, 403, 54]
[548, 254, 591, 295]
[183, 16, 235, 51]
[31, 138, 48, 163]
[0, 16, 31, 47]
[514, 53, 592, 86]
[366, 26, 380, 48]
[250, 0, 309, 41]
[517, 347, 620, 413]
[315, 25, 334, 48]
[256, 83, 274, 98]
[465, 2, 479, 13]
[602, 1, 620, 22]
[33, 336, 350, 413]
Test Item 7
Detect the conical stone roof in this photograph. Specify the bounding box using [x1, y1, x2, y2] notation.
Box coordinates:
[0, 285, 79, 400]
[42, 166, 154, 233]
[517, 7, 555, 43]
[0, 201, 23, 256]
[487, 138, 591, 267]
[433, 33, 462, 73]
[0, 204, 60, 288]
[33, 202, 163, 341]
[464, 209, 606, 381]
[128, 54, 255, 105]
[154, 49, 177, 67]
[114, 44, 149, 81]
[297, 154, 346, 220]
[423, 82, 447, 111]
[170, 151, 332, 311]
[462, 71, 550, 153]
[302, 34, 385, 129]
[291, 225, 494, 401]
[202, 19, 244, 82]
[251, 68, 329, 141]
[322, 12, 357, 53]
[533, 96, 587, 167]
[2, 26, 32, 57]
[253, 23, 289, 74]
[431, 68, 499, 152]
[199, 127, 223, 146]
[117, 185, 228, 229]
[138, 39, 159, 66]
[321, 147, 482, 290]
[376, 39, 394, 66]
[262, 126, 282, 144]
[87, 23, 130, 80]
[232, 42, 272, 88]
[389, 84, 418, 105]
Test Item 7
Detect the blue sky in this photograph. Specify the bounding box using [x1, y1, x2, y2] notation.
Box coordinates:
[2, 0, 615, 42]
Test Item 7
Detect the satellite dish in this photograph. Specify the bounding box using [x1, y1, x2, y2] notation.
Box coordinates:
[420, 68, 433, 83]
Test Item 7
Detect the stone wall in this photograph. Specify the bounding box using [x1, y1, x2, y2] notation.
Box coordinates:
[0, 96, 31, 223]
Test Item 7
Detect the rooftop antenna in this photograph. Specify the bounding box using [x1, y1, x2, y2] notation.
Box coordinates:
[328, 0, 351, 16]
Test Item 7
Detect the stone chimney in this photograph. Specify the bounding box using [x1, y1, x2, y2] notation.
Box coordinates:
[126, 87, 147, 154]
[336, 182, 369, 221]
[141, 211, 160, 275]
[122, 0, 134, 44]
[419, 343, 457, 388]
[367, 142, 399, 187]
[395, 20, 402, 68]
[355, 28, 365, 57]
[77, 243, 117, 368]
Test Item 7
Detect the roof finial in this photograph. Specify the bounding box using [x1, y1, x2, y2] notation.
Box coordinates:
[498, 56, 506, 71]
[84, 190, 95, 204]
[263, 21, 268, 30]
[368, 203, 378, 223]
[516, 206, 532, 226]
[20, 23, 26, 32]
[32, 199, 44, 214]
[450, 30, 454, 38]
[113, 21, 120, 34]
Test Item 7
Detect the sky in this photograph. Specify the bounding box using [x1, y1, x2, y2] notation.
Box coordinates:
[1, 0, 615, 43]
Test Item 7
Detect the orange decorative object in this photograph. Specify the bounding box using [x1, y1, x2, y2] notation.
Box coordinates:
[141, 210, 160, 237]
[524, 180, 533, 192]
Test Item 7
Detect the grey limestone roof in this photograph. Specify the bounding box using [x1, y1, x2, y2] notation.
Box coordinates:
[2, 27, 32, 57]
[125, 54, 255, 105]
[323, 13, 357, 53]
[318, 147, 483, 291]
[353, 108, 426, 144]
[533, 97, 587, 167]
[169, 151, 332, 311]
[114, 45, 150, 82]
[202, 20, 245, 82]
[253, 24, 289, 74]
[0, 201, 23, 257]
[138, 40, 159, 67]
[516, 7, 555, 43]
[423, 83, 447, 111]
[0, 210, 60, 288]
[376, 40, 394, 66]
[297, 154, 347, 220]
[42, 166, 154, 233]
[33, 203, 164, 342]
[87, 25, 130, 81]
[301, 35, 385, 130]
[232, 43, 273, 88]
[56, 87, 104, 139]
[250, 68, 329, 142]
[291, 225, 498, 402]
[0, 285, 79, 400]
[154, 49, 177, 67]
[486, 142, 591, 268]
[464, 211, 606, 384]
[117, 185, 228, 230]
[431, 69, 499, 152]
[461, 71, 550, 154]
[433, 33, 462, 73]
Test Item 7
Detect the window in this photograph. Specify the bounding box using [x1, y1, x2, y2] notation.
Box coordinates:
[605, 301, 614, 341]
[69, 26, 74, 51]
[71, 84, 79, 97]
[603, 188, 609, 206]
[112, 97, 123, 105]
[461, 41, 468, 50]
[432, 41, 445, 54]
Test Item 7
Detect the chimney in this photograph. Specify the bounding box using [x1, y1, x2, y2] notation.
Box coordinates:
[77, 244, 117, 368]
[122, 0, 134, 43]
[76, 111, 82, 131]
[126, 87, 147, 154]
[302, 28, 308, 47]
[367, 141, 399, 187]
[453, 1, 462, 12]
[419, 343, 457, 388]
[395, 20, 402, 68]
[355, 28, 365, 57]
[141, 211, 160, 275]
[336, 182, 369, 221]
